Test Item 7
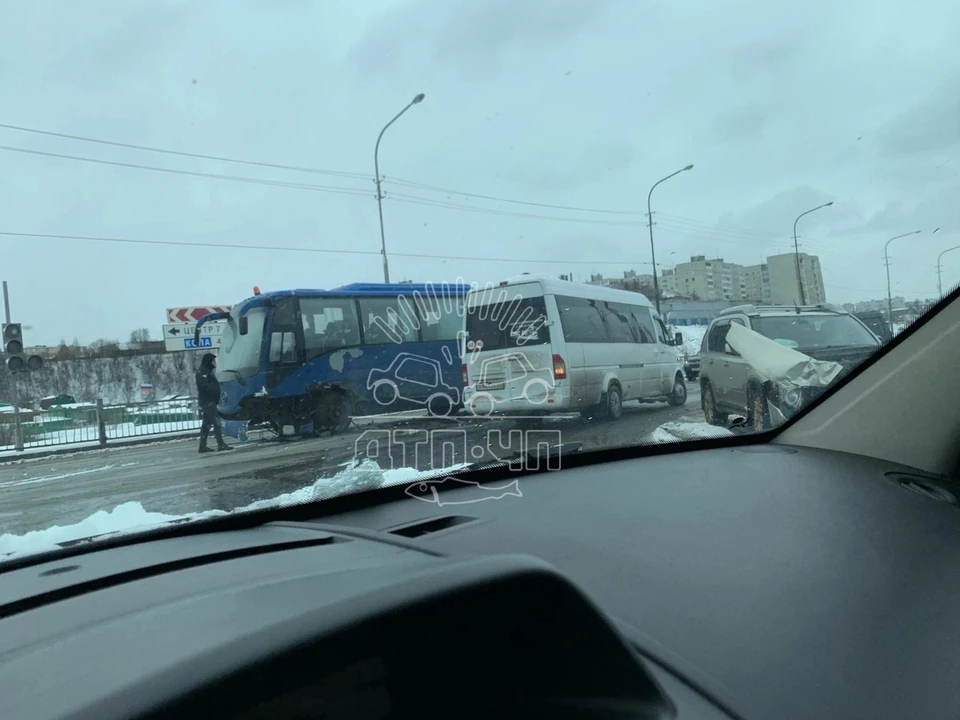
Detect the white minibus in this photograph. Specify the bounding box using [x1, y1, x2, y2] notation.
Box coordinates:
[461, 275, 687, 419]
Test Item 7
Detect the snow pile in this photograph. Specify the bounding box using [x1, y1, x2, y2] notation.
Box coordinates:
[674, 325, 707, 356]
[0, 458, 468, 560]
[648, 420, 735, 444]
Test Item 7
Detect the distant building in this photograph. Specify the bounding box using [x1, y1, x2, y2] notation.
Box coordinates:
[660, 255, 748, 302]
[766, 252, 826, 305]
[661, 299, 733, 326]
[740, 263, 771, 304]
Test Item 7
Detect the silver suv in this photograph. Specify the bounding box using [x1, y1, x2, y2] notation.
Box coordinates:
[699, 304, 882, 430]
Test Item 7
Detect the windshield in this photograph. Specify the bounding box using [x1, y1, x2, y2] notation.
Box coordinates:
[751, 315, 880, 350]
[0, 0, 954, 563]
[218, 308, 267, 378]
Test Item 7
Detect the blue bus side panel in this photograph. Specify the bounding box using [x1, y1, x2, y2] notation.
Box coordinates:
[270, 340, 462, 414]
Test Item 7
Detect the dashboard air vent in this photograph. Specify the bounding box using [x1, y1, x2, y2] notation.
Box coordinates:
[887, 472, 957, 505]
[387, 515, 477, 538]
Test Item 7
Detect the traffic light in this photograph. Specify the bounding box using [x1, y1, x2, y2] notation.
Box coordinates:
[2, 323, 43, 373]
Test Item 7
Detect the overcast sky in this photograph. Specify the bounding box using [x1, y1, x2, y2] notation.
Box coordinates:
[1, 0, 958, 345]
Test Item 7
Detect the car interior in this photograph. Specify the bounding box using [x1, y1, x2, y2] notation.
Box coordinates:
[0, 286, 957, 720]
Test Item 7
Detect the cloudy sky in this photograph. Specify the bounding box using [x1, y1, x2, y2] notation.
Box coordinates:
[1, 0, 957, 345]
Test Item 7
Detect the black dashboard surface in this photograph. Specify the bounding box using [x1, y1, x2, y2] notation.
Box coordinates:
[2, 443, 959, 720]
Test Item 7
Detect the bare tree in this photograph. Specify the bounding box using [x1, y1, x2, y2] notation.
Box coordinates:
[129, 328, 151, 347]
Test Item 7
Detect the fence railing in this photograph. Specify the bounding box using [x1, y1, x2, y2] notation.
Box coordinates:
[0, 397, 203, 453]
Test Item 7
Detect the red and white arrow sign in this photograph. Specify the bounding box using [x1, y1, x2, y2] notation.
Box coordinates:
[166, 306, 232, 324]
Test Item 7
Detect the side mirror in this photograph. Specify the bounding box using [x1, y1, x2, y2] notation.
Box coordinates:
[674, 332, 683, 346]
[239, 316, 249, 336]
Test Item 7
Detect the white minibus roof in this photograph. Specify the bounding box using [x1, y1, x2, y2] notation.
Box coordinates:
[465, 274, 657, 311]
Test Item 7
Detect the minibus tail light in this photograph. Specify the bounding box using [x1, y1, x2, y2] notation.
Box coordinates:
[553, 354, 567, 380]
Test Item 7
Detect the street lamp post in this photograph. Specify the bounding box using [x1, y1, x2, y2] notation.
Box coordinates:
[374, 93, 425, 284]
[647, 164, 694, 315]
[884, 230, 923, 334]
[936, 244, 960, 298]
[792, 202, 833, 305]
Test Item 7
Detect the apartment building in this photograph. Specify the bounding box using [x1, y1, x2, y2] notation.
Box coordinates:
[660, 252, 823, 305]
[659, 256, 749, 302]
[740, 263, 771, 304]
[766, 252, 826, 305]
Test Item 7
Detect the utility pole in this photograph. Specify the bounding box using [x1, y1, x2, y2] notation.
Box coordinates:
[792, 202, 833, 305]
[2, 280, 24, 452]
[883, 230, 923, 336]
[936, 244, 960, 298]
[646, 164, 694, 316]
[374, 93, 426, 284]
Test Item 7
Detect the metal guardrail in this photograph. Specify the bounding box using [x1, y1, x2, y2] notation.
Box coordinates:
[0, 397, 203, 452]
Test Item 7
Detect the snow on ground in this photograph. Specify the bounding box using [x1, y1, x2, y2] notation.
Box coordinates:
[647, 420, 735, 444]
[0, 458, 469, 560]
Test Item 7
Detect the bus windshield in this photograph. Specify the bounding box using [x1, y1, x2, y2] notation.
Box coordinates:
[465, 295, 550, 352]
[218, 307, 267, 378]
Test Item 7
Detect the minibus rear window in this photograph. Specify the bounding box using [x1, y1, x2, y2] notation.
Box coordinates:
[465, 296, 550, 351]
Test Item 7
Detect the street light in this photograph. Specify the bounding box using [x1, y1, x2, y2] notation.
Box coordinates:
[884, 229, 924, 334]
[792, 202, 833, 305]
[374, 93, 426, 284]
[647, 164, 694, 315]
[937, 242, 960, 297]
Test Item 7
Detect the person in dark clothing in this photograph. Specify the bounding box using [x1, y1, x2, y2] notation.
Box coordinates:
[196, 352, 232, 453]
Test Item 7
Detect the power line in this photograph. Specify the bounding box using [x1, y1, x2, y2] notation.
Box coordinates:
[656, 211, 780, 240]
[0, 140, 870, 258]
[384, 176, 646, 216]
[0, 122, 370, 180]
[0, 141, 656, 228]
[386, 192, 647, 226]
[0, 231, 652, 266]
[0, 145, 373, 198]
[0, 121, 842, 244]
[0, 120, 649, 217]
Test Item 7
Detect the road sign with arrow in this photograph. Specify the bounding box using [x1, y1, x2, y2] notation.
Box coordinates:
[162, 321, 224, 352]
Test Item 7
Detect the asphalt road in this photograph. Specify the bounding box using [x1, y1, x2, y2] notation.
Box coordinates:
[1, 387, 705, 537]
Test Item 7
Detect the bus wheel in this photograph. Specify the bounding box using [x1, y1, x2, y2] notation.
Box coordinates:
[313, 392, 353, 435]
[427, 393, 454, 417]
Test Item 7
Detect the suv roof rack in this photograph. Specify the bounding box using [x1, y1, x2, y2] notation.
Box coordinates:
[716, 302, 848, 318]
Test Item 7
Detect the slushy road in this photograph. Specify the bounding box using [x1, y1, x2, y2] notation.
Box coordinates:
[1, 387, 705, 536]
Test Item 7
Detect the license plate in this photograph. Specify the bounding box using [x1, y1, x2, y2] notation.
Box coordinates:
[477, 382, 505, 391]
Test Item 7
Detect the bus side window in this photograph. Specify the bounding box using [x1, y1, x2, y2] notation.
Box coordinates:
[418, 296, 463, 342]
[358, 297, 418, 345]
[301, 298, 361, 359]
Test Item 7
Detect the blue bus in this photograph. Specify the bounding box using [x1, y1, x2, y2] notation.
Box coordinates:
[196, 282, 469, 436]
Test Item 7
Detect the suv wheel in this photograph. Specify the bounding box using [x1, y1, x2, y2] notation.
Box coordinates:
[701, 382, 724, 426]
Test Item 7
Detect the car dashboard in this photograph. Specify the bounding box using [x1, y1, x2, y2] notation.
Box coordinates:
[1, 442, 959, 720]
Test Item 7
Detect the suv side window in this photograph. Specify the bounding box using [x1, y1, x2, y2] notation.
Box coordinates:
[725, 318, 746, 357]
[707, 321, 730, 353]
